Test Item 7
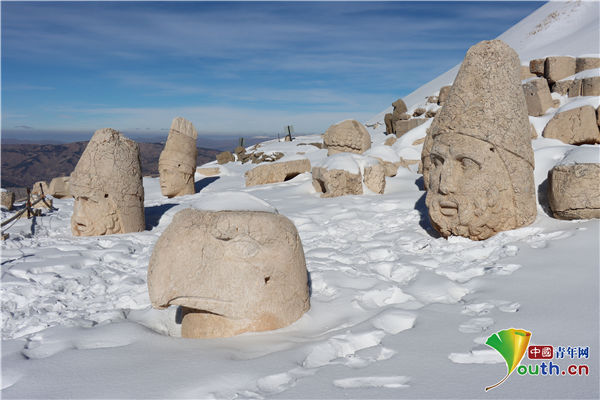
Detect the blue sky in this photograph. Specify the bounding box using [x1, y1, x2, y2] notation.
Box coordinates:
[2, 1, 544, 138]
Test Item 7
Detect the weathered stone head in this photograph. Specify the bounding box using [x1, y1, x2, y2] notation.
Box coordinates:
[147, 209, 310, 338]
[70, 128, 145, 236]
[422, 40, 536, 240]
[158, 117, 198, 197]
[323, 120, 371, 156]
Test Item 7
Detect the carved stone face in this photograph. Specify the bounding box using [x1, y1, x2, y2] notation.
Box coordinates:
[425, 134, 516, 240]
[71, 194, 122, 236]
[159, 166, 193, 198]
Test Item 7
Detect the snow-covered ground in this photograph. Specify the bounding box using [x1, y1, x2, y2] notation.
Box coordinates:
[2, 1, 599, 398]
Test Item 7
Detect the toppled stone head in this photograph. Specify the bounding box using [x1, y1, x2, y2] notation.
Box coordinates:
[422, 40, 536, 240]
[159, 117, 198, 197]
[70, 128, 145, 236]
[323, 120, 371, 156]
[147, 209, 310, 338]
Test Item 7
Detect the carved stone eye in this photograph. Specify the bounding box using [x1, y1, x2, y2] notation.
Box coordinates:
[431, 154, 444, 167]
[460, 157, 478, 169]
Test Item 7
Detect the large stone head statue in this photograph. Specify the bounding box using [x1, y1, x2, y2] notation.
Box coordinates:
[70, 128, 145, 236]
[147, 209, 310, 338]
[158, 117, 198, 197]
[422, 40, 536, 240]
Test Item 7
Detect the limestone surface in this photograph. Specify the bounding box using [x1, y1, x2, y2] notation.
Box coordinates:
[147, 209, 310, 338]
[159, 117, 198, 198]
[384, 136, 397, 146]
[425, 109, 437, 118]
[363, 164, 386, 194]
[529, 58, 545, 76]
[245, 159, 311, 187]
[412, 137, 426, 146]
[520, 65, 536, 80]
[196, 167, 220, 176]
[542, 106, 600, 144]
[413, 107, 426, 117]
[581, 76, 600, 96]
[323, 120, 371, 156]
[216, 151, 235, 164]
[393, 118, 427, 137]
[422, 40, 536, 240]
[384, 99, 411, 135]
[551, 80, 572, 95]
[31, 181, 50, 197]
[544, 56, 576, 84]
[568, 79, 582, 97]
[391, 99, 408, 116]
[378, 160, 399, 177]
[312, 167, 363, 197]
[522, 78, 553, 116]
[70, 128, 145, 236]
[33, 197, 53, 210]
[384, 113, 394, 135]
[438, 85, 451, 105]
[49, 177, 70, 198]
[1, 190, 15, 210]
[575, 57, 600, 73]
[530, 124, 538, 139]
[548, 163, 600, 220]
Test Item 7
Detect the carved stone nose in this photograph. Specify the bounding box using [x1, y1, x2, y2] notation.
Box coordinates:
[438, 165, 456, 195]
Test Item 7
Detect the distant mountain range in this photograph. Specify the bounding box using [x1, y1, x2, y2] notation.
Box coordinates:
[1, 142, 220, 192]
[1, 131, 278, 151]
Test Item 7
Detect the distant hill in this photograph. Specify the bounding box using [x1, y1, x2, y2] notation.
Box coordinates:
[1, 142, 220, 191]
[1, 131, 277, 151]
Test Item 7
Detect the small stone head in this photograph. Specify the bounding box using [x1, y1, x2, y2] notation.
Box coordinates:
[147, 209, 310, 338]
[422, 40, 536, 240]
[158, 162, 194, 198]
[70, 128, 145, 236]
[159, 117, 198, 198]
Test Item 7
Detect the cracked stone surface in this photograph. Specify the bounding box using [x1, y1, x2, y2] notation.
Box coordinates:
[422, 40, 536, 240]
[312, 166, 363, 198]
[323, 120, 371, 156]
[70, 128, 145, 236]
[548, 163, 600, 220]
[245, 159, 311, 187]
[542, 105, 600, 145]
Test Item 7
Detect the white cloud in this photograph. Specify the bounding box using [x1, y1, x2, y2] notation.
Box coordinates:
[19, 104, 374, 135]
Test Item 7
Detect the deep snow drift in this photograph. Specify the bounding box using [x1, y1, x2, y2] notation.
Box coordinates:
[1, 1, 599, 398]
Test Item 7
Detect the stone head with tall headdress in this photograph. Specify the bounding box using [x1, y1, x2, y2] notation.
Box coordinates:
[422, 40, 536, 240]
[159, 117, 198, 197]
[70, 128, 145, 236]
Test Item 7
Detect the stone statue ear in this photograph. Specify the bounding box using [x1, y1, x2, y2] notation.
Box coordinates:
[107, 197, 124, 233]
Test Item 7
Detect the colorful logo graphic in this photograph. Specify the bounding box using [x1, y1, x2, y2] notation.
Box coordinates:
[528, 345, 553, 359]
[484, 328, 532, 391]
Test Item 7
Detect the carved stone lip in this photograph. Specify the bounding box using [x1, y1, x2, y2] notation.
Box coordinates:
[74, 219, 88, 231]
[439, 200, 459, 216]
